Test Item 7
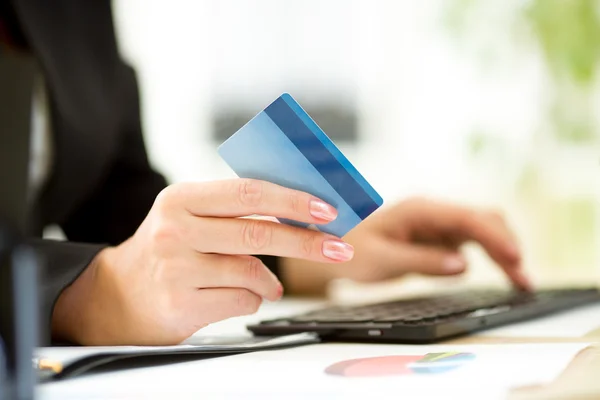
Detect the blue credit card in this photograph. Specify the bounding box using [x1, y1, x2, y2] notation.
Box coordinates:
[217, 93, 383, 238]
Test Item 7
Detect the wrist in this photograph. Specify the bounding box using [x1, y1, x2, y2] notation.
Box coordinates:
[51, 246, 117, 345]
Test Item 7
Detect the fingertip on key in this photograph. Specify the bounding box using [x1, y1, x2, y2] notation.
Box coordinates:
[513, 268, 534, 292]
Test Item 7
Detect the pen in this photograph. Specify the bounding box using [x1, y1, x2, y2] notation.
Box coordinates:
[32, 357, 63, 374]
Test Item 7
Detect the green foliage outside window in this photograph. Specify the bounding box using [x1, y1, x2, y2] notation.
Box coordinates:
[442, 0, 600, 278]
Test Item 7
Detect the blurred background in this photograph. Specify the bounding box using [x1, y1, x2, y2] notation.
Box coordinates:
[110, 0, 600, 301]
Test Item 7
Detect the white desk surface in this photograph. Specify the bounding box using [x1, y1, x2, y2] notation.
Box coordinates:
[36, 298, 600, 400]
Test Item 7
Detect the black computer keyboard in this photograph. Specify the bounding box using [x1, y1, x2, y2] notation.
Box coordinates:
[248, 288, 600, 343]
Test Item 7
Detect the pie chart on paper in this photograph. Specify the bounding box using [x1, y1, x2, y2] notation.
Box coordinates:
[324, 352, 476, 377]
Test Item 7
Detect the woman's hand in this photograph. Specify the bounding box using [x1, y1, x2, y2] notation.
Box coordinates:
[282, 197, 532, 294]
[52, 179, 351, 345]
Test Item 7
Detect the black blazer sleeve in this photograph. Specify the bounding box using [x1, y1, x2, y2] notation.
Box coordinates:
[29, 65, 280, 343]
[58, 64, 168, 247]
[31, 65, 281, 344]
[28, 239, 106, 345]
[7, 0, 281, 345]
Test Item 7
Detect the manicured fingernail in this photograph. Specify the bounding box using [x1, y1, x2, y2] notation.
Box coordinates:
[322, 240, 354, 261]
[309, 200, 337, 221]
[443, 255, 466, 272]
[277, 284, 284, 298]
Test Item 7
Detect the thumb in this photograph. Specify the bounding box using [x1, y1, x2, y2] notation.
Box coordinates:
[382, 241, 468, 276]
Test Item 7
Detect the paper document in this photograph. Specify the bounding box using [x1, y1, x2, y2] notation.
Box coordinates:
[189, 342, 588, 398]
[38, 342, 590, 400]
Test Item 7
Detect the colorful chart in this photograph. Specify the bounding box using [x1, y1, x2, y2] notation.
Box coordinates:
[324, 352, 476, 377]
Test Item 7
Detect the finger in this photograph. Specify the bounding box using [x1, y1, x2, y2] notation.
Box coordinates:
[193, 288, 263, 326]
[414, 235, 462, 252]
[470, 211, 533, 291]
[475, 211, 521, 263]
[399, 200, 530, 289]
[182, 254, 283, 301]
[160, 179, 338, 224]
[391, 199, 516, 262]
[190, 217, 354, 263]
[372, 238, 468, 278]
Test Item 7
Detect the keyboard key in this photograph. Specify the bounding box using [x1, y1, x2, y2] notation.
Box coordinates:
[313, 316, 373, 323]
[400, 315, 423, 324]
[250, 288, 600, 343]
[420, 313, 439, 321]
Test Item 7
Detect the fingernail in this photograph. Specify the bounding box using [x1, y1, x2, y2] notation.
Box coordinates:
[309, 200, 337, 221]
[443, 255, 466, 273]
[322, 240, 354, 261]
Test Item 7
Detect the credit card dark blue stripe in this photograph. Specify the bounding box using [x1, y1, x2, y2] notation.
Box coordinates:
[264, 97, 380, 220]
[280, 94, 383, 204]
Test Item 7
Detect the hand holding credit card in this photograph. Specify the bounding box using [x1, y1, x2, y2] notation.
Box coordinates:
[218, 93, 383, 237]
